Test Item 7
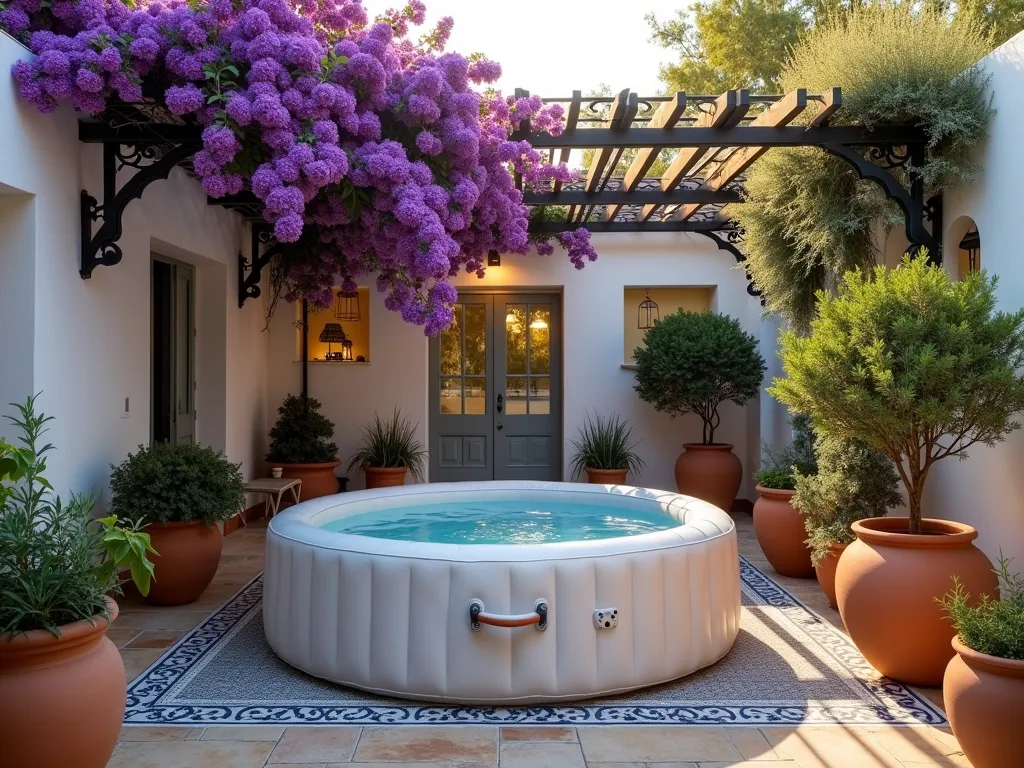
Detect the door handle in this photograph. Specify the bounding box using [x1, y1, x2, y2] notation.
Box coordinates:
[496, 394, 503, 413]
[496, 423, 503, 430]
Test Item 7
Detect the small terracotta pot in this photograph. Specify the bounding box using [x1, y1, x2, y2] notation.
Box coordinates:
[815, 542, 848, 610]
[836, 517, 997, 686]
[674, 443, 742, 511]
[943, 637, 1024, 768]
[364, 466, 408, 489]
[753, 486, 815, 578]
[0, 599, 125, 768]
[144, 521, 223, 606]
[584, 467, 628, 485]
[270, 460, 341, 501]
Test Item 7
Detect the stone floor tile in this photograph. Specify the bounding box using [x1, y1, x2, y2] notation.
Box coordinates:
[114, 609, 209, 631]
[184, 728, 206, 741]
[327, 764, 494, 768]
[500, 726, 576, 742]
[900, 756, 972, 768]
[694, 762, 799, 767]
[200, 725, 286, 742]
[723, 727, 778, 760]
[268, 765, 325, 768]
[107, 739, 276, 767]
[857, 726, 962, 760]
[354, 726, 497, 763]
[120, 648, 166, 682]
[577, 726, 740, 763]
[125, 630, 186, 649]
[106, 627, 142, 647]
[500, 741, 585, 768]
[118, 726, 193, 742]
[583, 763, 649, 768]
[760, 727, 902, 768]
[268, 727, 361, 763]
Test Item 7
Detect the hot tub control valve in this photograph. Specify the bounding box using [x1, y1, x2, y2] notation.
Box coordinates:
[594, 608, 619, 629]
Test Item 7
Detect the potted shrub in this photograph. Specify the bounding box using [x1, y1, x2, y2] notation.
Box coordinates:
[794, 434, 902, 608]
[0, 396, 155, 768]
[267, 394, 340, 500]
[940, 561, 1024, 768]
[348, 409, 427, 489]
[110, 441, 243, 606]
[752, 417, 817, 578]
[633, 310, 765, 510]
[772, 255, 1024, 685]
[569, 412, 645, 485]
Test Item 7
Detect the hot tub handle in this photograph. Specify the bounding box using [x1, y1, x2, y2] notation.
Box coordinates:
[469, 599, 548, 632]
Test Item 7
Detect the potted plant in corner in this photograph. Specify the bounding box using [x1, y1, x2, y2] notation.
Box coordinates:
[772, 255, 1024, 685]
[110, 441, 243, 606]
[634, 310, 766, 511]
[940, 561, 1024, 768]
[753, 416, 818, 578]
[267, 394, 340, 500]
[0, 396, 155, 768]
[795, 433, 902, 608]
[569, 411, 645, 485]
[348, 409, 427, 489]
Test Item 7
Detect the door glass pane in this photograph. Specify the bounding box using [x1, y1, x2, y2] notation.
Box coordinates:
[505, 305, 527, 374]
[464, 304, 486, 375]
[465, 376, 486, 414]
[439, 305, 463, 375]
[528, 307, 550, 375]
[506, 376, 528, 414]
[529, 376, 550, 414]
[440, 377, 462, 414]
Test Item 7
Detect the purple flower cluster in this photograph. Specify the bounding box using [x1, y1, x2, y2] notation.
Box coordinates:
[2, 0, 597, 333]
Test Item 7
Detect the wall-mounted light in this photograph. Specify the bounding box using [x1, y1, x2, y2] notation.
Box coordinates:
[638, 289, 659, 329]
[488, 250, 501, 267]
[529, 317, 548, 330]
[959, 228, 980, 272]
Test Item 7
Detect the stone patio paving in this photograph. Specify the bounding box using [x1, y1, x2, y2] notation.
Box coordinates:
[109, 514, 969, 768]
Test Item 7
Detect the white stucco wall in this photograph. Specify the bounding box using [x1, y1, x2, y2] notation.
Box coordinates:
[267, 233, 765, 497]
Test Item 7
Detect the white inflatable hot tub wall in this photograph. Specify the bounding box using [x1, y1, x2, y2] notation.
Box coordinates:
[264, 482, 741, 704]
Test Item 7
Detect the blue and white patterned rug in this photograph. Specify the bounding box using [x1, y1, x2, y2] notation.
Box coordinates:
[124, 557, 946, 727]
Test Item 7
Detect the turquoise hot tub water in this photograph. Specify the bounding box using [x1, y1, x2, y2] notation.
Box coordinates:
[319, 499, 679, 545]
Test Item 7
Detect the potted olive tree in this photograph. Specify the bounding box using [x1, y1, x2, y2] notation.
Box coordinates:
[772, 255, 1024, 685]
[267, 394, 340, 500]
[569, 412, 645, 485]
[940, 561, 1024, 768]
[634, 310, 765, 511]
[348, 409, 427, 489]
[0, 396, 155, 768]
[794, 433, 901, 608]
[110, 441, 243, 606]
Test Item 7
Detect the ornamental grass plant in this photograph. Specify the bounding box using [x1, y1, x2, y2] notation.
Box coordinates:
[348, 409, 427, 478]
[942, 559, 1024, 661]
[569, 412, 645, 477]
[267, 394, 338, 464]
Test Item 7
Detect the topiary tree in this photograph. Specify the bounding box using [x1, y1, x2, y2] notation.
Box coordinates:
[772, 255, 1024, 534]
[634, 311, 766, 444]
[267, 395, 338, 464]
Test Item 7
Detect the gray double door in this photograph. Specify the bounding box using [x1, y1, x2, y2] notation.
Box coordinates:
[429, 293, 562, 482]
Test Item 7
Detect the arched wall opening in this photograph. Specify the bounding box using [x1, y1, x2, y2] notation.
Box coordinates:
[946, 215, 981, 279]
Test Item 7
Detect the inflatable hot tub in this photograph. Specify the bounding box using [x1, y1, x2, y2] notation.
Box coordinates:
[264, 481, 740, 704]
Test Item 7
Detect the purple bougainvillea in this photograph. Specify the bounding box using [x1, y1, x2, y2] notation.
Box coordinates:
[0, 0, 597, 333]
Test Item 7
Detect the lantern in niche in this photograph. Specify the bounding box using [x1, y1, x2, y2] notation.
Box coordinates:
[638, 290, 659, 329]
[319, 323, 347, 361]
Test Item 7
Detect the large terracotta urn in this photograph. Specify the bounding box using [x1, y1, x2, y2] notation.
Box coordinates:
[0, 599, 125, 768]
[836, 517, 997, 686]
[364, 466, 407, 489]
[144, 521, 223, 606]
[271, 460, 341, 500]
[674, 443, 742, 511]
[753, 486, 815, 578]
[943, 637, 1024, 768]
[585, 467, 629, 485]
[815, 542, 848, 610]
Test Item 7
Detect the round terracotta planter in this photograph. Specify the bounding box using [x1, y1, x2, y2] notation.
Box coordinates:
[270, 460, 341, 501]
[584, 467, 629, 485]
[835, 517, 997, 686]
[364, 466, 408, 489]
[815, 542, 848, 610]
[753, 486, 815, 578]
[144, 521, 223, 606]
[674, 443, 742, 511]
[0, 598, 125, 768]
[943, 637, 1024, 768]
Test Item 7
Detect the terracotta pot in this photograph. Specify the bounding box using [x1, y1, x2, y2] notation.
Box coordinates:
[815, 542, 848, 610]
[364, 466, 408, 489]
[0, 599, 125, 768]
[753, 486, 815, 578]
[943, 637, 1024, 768]
[144, 521, 223, 606]
[584, 467, 628, 485]
[836, 517, 997, 686]
[270, 460, 341, 501]
[674, 443, 742, 511]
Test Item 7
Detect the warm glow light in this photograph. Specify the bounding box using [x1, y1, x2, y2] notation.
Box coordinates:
[530, 319, 548, 330]
[506, 312, 516, 324]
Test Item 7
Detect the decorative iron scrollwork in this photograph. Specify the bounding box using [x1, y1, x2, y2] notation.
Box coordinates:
[866, 144, 912, 169]
[238, 224, 282, 307]
[114, 144, 161, 170]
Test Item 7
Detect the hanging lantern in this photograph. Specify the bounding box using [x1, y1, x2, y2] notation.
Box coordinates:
[333, 289, 361, 321]
[959, 228, 980, 272]
[638, 290, 659, 329]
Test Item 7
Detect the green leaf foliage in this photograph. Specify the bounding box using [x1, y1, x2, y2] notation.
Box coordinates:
[755, 415, 818, 490]
[266, 394, 338, 464]
[347, 409, 427, 478]
[633, 311, 766, 444]
[569, 412, 646, 476]
[109, 441, 245, 525]
[771, 255, 1024, 533]
[941, 558, 1024, 661]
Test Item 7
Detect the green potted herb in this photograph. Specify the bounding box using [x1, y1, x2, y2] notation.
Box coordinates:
[110, 441, 243, 606]
[266, 394, 340, 500]
[348, 409, 427, 489]
[0, 396, 155, 768]
[633, 310, 765, 511]
[569, 412, 645, 485]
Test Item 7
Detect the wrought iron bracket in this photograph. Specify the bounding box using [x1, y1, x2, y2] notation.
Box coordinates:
[238, 224, 281, 307]
[80, 141, 200, 278]
[697, 229, 762, 301]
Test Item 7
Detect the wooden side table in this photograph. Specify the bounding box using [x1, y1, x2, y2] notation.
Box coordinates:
[242, 478, 303, 524]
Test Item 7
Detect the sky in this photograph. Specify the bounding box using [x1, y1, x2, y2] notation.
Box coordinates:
[365, 0, 685, 97]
